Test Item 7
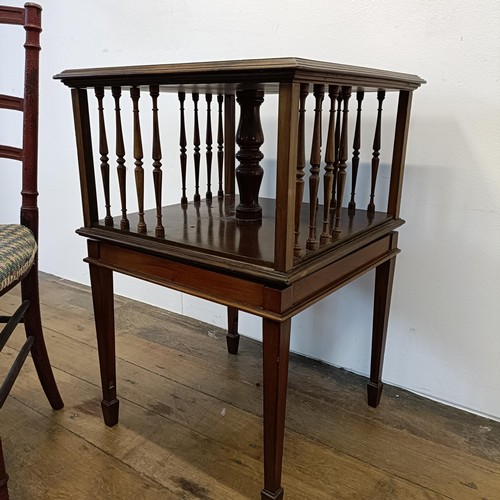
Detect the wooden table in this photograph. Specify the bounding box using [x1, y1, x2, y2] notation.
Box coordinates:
[55, 58, 424, 499]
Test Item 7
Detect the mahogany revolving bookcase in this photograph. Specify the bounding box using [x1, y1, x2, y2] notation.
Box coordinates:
[55, 57, 424, 499]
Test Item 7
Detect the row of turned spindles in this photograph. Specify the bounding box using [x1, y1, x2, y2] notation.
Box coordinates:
[294, 84, 386, 255]
[93, 84, 386, 252]
[94, 86, 225, 237]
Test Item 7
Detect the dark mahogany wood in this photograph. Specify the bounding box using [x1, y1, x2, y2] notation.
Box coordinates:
[368, 90, 386, 215]
[205, 94, 213, 200]
[88, 242, 119, 426]
[261, 318, 291, 500]
[224, 95, 236, 196]
[178, 92, 188, 206]
[330, 92, 343, 212]
[349, 90, 364, 213]
[320, 85, 339, 244]
[94, 87, 113, 226]
[368, 253, 396, 407]
[192, 92, 201, 204]
[293, 84, 308, 257]
[274, 82, 300, 272]
[0, 438, 8, 500]
[150, 84, 165, 238]
[333, 86, 352, 238]
[388, 90, 413, 218]
[0, 5, 63, 497]
[216, 94, 224, 198]
[112, 86, 129, 231]
[306, 84, 324, 251]
[235, 89, 265, 220]
[56, 57, 424, 498]
[226, 306, 240, 354]
[130, 87, 147, 233]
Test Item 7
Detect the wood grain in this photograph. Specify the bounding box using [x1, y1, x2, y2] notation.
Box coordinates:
[54, 57, 426, 92]
[1, 274, 499, 499]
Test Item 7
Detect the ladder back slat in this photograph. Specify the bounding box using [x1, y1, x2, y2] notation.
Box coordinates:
[0, 94, 23, 111]
[0, 6, 24, 25]
[0, 145, 22, 161]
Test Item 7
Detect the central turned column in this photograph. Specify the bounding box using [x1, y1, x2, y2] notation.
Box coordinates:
[235, 89, 264, 220]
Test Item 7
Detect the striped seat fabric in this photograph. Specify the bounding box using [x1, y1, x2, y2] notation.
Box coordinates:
[0, 224, 37, 292]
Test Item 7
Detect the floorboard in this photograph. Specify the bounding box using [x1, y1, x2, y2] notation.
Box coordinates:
[0, 273, 499, 499]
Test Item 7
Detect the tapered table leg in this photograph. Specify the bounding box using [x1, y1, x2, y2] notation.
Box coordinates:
[368, 256, 396, 407]
[89, 260, 119, 426]
[226, 306, 240, 354]
[261, 318, 291, 500]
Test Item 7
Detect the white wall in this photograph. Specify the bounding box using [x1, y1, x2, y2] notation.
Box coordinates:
[2, 0, 499, 420]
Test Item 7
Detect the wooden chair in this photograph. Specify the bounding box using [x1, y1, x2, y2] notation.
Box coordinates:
[0, 4, 63, 498]
[56, 58, 424, 498]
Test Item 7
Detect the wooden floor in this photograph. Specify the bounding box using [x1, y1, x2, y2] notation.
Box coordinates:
[1, 273, 499, 499]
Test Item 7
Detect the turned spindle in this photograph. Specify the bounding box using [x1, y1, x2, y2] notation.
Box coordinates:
[205, 94, 213, 200]
[320, 85, 340, 244]
[348, 91, 364, 214]
[330, 92, 343, 212]
[217, 94, 224, 198]
[94, 87, 113, 226]
[130, 87, 146, 234]
[235, 89, 264, 221]
[293, 83, 309, 256]
[178, 92, 188, 206]
[192, 92, 201, 204]
[306, 84, 324, 251]
[112, 86, 129, 231]
[150, 84, 164, 238]
[333, 86, 351, 238]
[368, 90, 386, 215]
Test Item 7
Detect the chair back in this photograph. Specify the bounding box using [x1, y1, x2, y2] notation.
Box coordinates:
[0, 3, 42, 240]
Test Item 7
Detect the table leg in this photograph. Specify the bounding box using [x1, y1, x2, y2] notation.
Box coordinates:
[368, 256, 396, 407]
[226, 306, 240, 354]
[261, 317, 291, 500]
[89, 261, 119, 426]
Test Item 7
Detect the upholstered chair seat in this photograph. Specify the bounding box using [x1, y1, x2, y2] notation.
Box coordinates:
[0, 225, 38, 293]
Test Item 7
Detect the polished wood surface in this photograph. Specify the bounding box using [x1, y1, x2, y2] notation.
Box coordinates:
[1, 274, 500, 499]
[88, 197, 396, 269]
[54, 57, 426, 91]
[57, 57, 424, 498]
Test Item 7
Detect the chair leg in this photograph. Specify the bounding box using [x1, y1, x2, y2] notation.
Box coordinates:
[261, 318, 291, 500]
[0, 438, 9, 500]
[89, 263, 119, 426]
[226, 306, 240, 354]
[368, 256, 396, 408]
[21, 267, 63, 410]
